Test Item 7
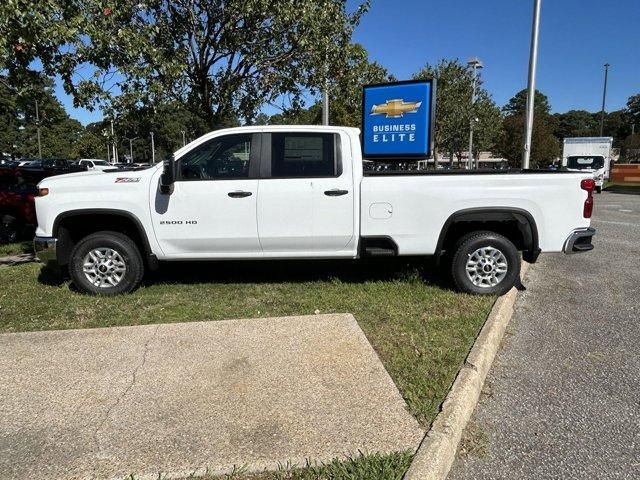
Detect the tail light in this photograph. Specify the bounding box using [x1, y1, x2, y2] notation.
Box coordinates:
[581, 178, 595, 218]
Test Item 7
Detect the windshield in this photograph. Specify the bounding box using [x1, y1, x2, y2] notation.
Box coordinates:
[91, 160, 109, 166]
[566, 156, 604, 170]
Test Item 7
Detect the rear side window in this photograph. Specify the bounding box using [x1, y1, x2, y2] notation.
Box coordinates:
[271, 133, 338, 178]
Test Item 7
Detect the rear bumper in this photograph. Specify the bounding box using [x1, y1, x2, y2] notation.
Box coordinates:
[34, 236, 58, 266]
[563, 227, 596, 254]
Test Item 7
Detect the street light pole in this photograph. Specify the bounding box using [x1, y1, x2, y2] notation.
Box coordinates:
[34, 100, 42, 159]
[150, 131, 155, 163]
[522, 0, 542, 170]
[181, 130, 186, 147]
[322, 90, 329, 126]
[110, 119, 118, 163]
[599, 63, 610, 137]
[124, 136, 138, 163]
[467, 57, 483, 169]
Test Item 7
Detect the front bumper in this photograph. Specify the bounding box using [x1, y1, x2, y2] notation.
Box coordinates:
[563, 227, 596, 254]
[34, 236, 58, 266]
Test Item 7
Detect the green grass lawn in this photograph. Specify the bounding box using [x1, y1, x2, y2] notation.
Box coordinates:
[1, 257, 495, 479]
[191, 451, 414, 480]
[0, 241, 33, 257]
[604, 182, 640, 194]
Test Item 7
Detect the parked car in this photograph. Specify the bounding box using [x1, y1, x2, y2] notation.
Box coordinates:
[34, 126, 596, 296]
[0, 185, 37, 243]
[77, 159, 114, 171]
[18, 158, 88, 184]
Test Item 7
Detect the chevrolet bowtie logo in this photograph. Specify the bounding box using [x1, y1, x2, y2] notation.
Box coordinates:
[370, 99, 422, 118]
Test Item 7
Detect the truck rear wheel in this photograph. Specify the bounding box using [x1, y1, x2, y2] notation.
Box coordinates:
[451, 231, 520, 296]
[69, 231, 144, 295]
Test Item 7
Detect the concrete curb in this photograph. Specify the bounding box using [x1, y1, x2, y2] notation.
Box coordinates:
[404, 262, 530, 480]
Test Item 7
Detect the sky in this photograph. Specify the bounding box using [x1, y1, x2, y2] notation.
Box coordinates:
[57, 0, 640, 125]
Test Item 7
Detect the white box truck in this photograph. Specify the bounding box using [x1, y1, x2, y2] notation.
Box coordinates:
[562, 137, 613, 193]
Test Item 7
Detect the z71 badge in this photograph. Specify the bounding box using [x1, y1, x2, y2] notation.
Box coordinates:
[115, 177, 141, 183]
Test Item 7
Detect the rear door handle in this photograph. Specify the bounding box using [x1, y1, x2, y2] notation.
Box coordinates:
[324, 189, 349, 196]
[228, 191, 252, 198]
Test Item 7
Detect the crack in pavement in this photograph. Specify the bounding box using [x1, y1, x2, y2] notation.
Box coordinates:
[91, 324, 161, 459]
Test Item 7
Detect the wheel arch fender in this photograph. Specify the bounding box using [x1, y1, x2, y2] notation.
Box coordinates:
[435, 207, 540, 263]
[52, 208, 157, 269]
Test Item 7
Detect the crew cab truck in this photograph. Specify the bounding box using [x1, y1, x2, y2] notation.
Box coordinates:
[562, 137, 613, 193]
[33, 126, 596, 296]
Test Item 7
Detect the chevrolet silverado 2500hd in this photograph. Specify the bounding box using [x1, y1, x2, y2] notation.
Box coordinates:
[33, 126, 596, 296]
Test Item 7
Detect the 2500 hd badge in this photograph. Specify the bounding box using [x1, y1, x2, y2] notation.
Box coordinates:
[159, 220, 197, 225]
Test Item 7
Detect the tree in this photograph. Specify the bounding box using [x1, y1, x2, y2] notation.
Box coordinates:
[497, 89, 560, 168]
[621, 133, 640, 163]
[0, 71, 82, 158]
[268, 44, 393, 128]
[503, 89, 551, 118]
[553, 110, 599, 139]
[1, 0, 370, 129]
[412, 59, 502, 162]
[627, 94, 640, 127]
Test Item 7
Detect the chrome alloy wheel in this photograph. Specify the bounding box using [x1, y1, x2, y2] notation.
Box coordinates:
[465, 246, 508, 288]
[82, 248, 127, 288]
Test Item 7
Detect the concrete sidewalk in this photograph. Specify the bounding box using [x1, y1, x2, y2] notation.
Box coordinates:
[0, 314, 423, 480]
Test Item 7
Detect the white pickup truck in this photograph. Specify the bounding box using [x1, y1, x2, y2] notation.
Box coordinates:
[34, 126, 596, 296]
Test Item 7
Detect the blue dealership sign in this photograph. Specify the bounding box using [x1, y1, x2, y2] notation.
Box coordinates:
[362, 79, 434, 159]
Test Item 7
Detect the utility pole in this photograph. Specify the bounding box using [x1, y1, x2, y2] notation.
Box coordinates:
[467, 57, 483, 169]
[322, 51, 329, 126]
[110, 119, 118, 163]
[34, 100, 42, 159]
[124, 136, 138, 163]
[599, 63, 610, 137]
[181, 130, 186, 147]
[522, 0, 542, 170]
[322, 90, 329, 126]
[150, 131, 155, 163]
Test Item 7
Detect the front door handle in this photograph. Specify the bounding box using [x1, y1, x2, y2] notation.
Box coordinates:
[324, 189, 349, 197]
[228, 191, 252, 198]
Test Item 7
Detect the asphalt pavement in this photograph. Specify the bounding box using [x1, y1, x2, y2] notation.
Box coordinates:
[450, 191, 640, 480]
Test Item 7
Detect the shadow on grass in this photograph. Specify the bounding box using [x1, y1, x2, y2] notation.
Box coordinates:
[37, 264, 67, 286]
[35, 256, 454, 291]
[145, 257, 454, 290]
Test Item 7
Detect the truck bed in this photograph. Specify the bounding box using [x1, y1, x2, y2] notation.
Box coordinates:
[363, 168, 572, 176]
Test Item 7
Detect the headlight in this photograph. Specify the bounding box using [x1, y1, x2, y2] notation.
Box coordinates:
[38, 187, 49, 196]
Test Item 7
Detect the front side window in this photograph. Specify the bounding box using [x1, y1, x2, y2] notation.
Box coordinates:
[179, 134, 251, 180]
[271, 133, 337, 178]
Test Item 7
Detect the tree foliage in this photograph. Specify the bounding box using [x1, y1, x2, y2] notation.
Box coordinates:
[412, 59, 502, 161]
[497, 89, 560, 168]
[0, 71, 82, 158]
[1, 0, 370, 129]
[552, 110, 599, 139]
[268, 44, 393, 128]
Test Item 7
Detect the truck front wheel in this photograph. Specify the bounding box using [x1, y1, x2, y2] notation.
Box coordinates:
[451, 231, 520, 296]
[0, 214, 20, 243]
[69, 231, 144, 295]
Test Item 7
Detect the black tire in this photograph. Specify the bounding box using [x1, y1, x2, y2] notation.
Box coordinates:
[451, 231, 520, 296]
[596, 186, 602, 194]
[69, 231, 144, 295]
[0, 214, 20, 243]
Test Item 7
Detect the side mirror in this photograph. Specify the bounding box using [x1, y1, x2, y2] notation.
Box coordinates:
[160, 155, 176, 194]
